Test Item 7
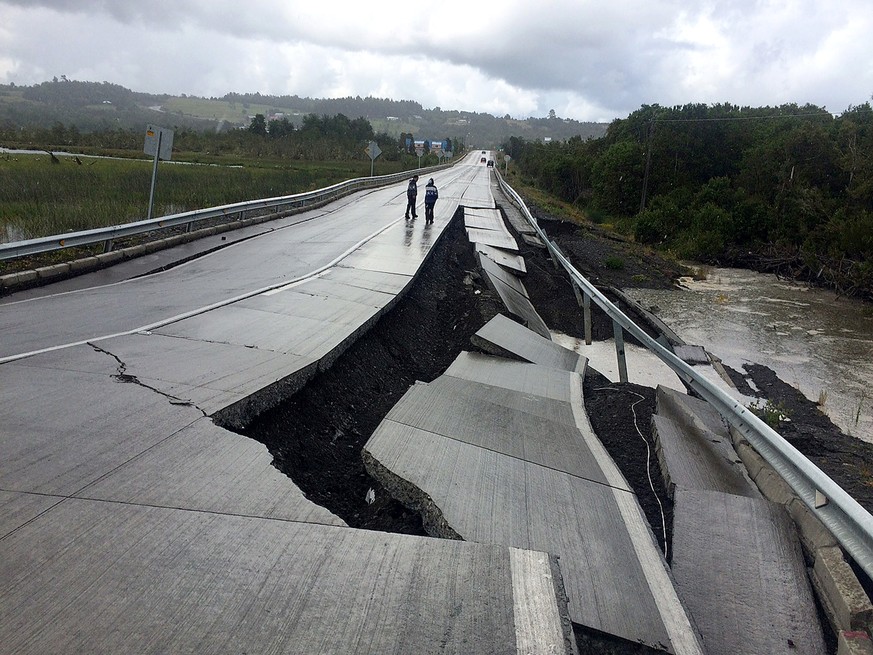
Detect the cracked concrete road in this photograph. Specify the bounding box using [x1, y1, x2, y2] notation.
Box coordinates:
[0, 157, 584, 654]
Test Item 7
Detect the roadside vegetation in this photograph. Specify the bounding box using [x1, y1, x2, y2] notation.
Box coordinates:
[503, 102, 873, 300]
[0, 111, 452, 245]
[0, 154, 405, 243]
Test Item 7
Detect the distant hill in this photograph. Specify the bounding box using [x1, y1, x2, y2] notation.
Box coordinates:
[0, 79, 607, 147]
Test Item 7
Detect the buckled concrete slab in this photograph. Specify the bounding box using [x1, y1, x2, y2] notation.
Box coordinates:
[474, 242, 528, 274]
[0, 500, 576, 654]
[79, 331, 320, 419]
[478, 252, 529, 298]
[472, 313, 585, 373]
[445, 350, 576, 402]
[477, 255, 551, 340]
[385, 379, 608, 482]
[653, 385, 759, 498]
[466, 226, 519, 251]
[463, 208, 508, 232]
[425, 375, 577, 427]
[495, 196, 538, 235]
[672, 487, 826, 655]
[365, 353, 705, 654]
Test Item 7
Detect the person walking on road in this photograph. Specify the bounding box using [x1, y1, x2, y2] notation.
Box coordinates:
[405, 174, 419, 220]
[424, 178, 438, 224]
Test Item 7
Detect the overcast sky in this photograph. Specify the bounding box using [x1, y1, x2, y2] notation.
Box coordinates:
[0, 0, 870, 123]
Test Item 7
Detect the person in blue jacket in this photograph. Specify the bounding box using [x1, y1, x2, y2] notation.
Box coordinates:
[424, 178, 438, 224]
[405, 174, 419, 219]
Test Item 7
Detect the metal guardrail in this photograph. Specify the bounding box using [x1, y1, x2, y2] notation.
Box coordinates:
[496, 170, 873, 581]
[0, 164, 450, 261]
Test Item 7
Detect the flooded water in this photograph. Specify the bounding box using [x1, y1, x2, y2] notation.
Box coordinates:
[625, 268, 873, 443]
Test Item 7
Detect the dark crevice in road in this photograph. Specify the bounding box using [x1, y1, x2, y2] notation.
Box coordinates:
[235, 212, 506, 535]
[89, 342, 208, 417]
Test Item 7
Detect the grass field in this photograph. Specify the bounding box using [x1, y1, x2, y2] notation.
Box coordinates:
[0, 152, 408, 243]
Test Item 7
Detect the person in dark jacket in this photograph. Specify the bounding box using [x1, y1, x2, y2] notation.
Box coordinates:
[424, 178, 438, 224]
[405, 174, 419, 219]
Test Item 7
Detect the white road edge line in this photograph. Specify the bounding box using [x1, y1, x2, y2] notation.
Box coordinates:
[509, 547, 568, 655]
[569, 373, 705, 655]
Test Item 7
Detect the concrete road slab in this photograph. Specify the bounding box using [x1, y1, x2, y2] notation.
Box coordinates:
[91, 332, 318, 416]
[466, 226, 518, 251]
[242, 286, 388, 325]
[653, 415, 759, 498]
[310, 265, 413, 297]
[77, 417, 345, 526]
[474, 243, 528, 274]
[654, 385, 759, 498]
[478, 252, 529, 298]
[337, 222, 443, 277]
[0, 349, 203, 496]
[425, 375, 576, 427]
[658, 384, 732, 437]
[366, 353, 705, 653]
[0, 499, 575, 654]
[673, 344, 710, 364]
[464, 208, 508, 232]
[365, 419, 691, 652]
[478, 256, 551, 339]
[494, 192, 537, 235]
[445, 351, 573, 402]
[155, 299, 375, 358]
[473, 313, 584, 372]
[266, 272, 395, 308]
[460, 183, 495, 207]
[0, 491, 62, 539]
[385, 380, 608, 482]
[672, 487, 826, 655]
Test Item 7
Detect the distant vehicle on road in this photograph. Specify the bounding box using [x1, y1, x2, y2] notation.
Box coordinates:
[480, 157, 487, 163]
[481, 150, 486, 154]
[487, 160, 494, 167]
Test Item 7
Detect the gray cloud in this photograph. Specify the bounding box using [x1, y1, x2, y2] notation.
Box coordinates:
[0, 0, 870, 122]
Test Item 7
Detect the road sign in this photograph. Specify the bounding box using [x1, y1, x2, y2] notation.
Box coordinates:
[365, 141, 382, 176]
[144, 125, 173, 161]
[366, 141, 382, 160]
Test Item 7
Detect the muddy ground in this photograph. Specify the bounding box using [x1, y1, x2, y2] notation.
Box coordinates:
[240, 200, 872, 653]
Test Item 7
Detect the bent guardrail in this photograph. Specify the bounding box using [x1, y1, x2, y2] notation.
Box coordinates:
[496, 170, 873, 581]
[0, 164, 450, 261]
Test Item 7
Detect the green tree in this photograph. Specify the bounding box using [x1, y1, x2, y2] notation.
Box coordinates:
[249, 114, 267, 136]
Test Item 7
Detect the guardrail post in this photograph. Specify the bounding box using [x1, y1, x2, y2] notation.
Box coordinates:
[102, 239, 114, 253]
[571, 280, 584, 306]
[583, 293, 593, 346]
[613, 321, 628, 383]
[571, 281, 593, 345]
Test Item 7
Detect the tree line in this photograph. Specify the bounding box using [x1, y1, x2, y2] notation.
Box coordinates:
[0, 112, 457, 167]
[504, 102, 873, 299]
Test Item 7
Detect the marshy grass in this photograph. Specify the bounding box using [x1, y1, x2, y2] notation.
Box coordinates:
[0, 153, 397, 242]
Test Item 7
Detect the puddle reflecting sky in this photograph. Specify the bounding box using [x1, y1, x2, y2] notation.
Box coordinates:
[626, 268, 873, 443]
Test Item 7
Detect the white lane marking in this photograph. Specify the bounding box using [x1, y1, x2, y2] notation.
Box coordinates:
[0, 216, 407, 364]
